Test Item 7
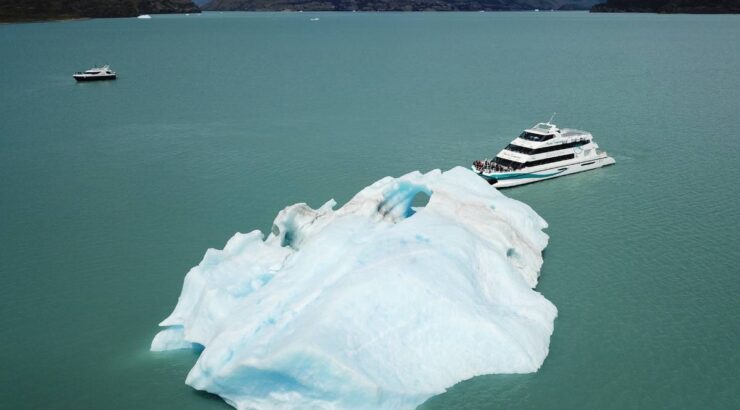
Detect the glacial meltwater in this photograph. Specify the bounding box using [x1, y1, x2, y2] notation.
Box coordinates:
[1, 11, 739, 409]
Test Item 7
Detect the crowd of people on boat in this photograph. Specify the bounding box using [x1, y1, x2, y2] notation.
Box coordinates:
[473, 159, 514, 173]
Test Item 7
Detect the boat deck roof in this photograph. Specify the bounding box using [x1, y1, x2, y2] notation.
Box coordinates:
[560, 128, 590, 137]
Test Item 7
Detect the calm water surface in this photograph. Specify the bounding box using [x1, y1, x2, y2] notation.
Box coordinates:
[1, 11, 739, 409]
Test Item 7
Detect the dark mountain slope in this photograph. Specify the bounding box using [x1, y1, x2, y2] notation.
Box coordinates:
[591, 0, 740, 13]
[0, 0, 200, 22]
[203, 0, 599, 12]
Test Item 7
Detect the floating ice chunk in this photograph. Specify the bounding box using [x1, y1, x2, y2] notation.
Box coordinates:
[152, 167, 557, 409]
[137, 14, 151, 19]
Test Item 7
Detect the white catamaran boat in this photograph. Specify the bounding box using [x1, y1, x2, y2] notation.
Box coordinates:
[73, 65, 116, 82]
[472, 119, 615, 188]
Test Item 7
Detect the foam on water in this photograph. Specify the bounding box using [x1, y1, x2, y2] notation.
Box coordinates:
[152, 167, 557, 409]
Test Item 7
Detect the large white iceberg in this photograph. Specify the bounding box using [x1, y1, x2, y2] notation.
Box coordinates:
[152, 167, 557, 410]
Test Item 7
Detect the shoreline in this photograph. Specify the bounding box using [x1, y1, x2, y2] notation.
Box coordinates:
[591, 10, 740, 14]
[0, 16, 91, 24]
[4, 9, 739, 24]
[0, 9, 586, 24]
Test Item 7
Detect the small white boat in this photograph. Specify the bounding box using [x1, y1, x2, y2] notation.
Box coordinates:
[137, 14, 152, 19]
[472, 119, 615, 188]
[73, 65, 117, 82]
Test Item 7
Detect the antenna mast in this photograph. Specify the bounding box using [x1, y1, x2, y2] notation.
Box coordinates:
[548, 112, 557, 124]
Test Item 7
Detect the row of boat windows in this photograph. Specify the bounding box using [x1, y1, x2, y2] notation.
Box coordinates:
[506, 139, 589, 155]
[519, 132, 554, 142]
[495, 153, 576, 169]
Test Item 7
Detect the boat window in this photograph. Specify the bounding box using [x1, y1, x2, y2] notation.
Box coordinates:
[506, 144, 532, 154]
[525, 154, 575, 168]
[494, 156, 524, 169]
[495, 152, 578, 170]
[506, 139, 588, 155]
[519, 132, 554, 142]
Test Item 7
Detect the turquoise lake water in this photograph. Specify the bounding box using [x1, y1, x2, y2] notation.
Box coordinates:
[1, 11, 739, 409]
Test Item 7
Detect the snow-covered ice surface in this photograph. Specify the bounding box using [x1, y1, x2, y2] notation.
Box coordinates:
[152, 167, 557, 410]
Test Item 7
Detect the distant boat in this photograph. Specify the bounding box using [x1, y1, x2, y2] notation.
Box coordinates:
[137, 14, 151, 19]
[73, 65, 117, 82]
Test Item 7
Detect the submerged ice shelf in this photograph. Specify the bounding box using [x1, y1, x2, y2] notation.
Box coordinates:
[152, 167, 557, 410]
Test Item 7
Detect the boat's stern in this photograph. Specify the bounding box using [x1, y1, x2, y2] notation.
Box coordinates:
[471, 162, 500, 186]
[471, 161, 496, 184]
[478, 173, 499, 186]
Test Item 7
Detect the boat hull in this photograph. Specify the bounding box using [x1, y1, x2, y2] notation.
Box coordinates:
[73, 75, 116, 82]
[477, 155, 615, 188]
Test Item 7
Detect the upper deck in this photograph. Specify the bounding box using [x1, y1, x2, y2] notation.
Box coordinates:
[515, 123, 592, 148]
[560, 128, 591, 139]
[526, 122, 558, 134]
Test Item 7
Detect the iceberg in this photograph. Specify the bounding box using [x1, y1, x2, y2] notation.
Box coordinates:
[152, 167, 557, 410]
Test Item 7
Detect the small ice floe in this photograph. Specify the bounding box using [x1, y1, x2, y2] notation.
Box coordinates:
[310, 17, 320, 21]
[137, 14, 152, 19]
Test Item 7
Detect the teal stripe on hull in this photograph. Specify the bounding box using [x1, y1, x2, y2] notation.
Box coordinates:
[480, 169, 565, 181]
